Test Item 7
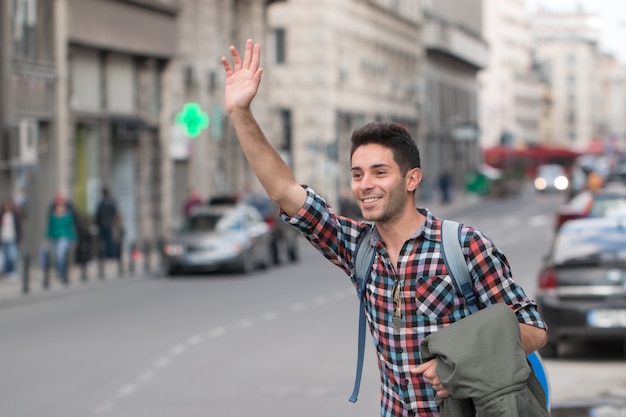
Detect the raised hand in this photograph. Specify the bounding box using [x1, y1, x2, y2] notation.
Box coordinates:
[221, 39, 263, 114]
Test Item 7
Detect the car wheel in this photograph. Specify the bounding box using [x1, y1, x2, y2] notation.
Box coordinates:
[273, 238, 289, 265]
[288, 238, 299, 262]
[238, 250, 255, 274]
[260, 244, 272, 270]
[164, 261, 177, 277]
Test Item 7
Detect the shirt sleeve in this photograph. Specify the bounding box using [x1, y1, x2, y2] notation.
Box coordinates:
[462, 226, 547, 330]
[280, 185, 368, 278]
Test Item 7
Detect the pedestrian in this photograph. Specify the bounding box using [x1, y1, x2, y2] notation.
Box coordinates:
[437, 170, 452, 204]
[183, 188, 204, 217]
[95, 186, 121, 258]
[45, 192, 78, 280]
[0, 198, 22, 282]
[222, 40, 547, 416]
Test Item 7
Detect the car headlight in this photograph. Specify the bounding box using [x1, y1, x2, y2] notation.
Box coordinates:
[534, 178, 547, 190]
[164, 243, 185, 256]
[554, 176, 569, 190]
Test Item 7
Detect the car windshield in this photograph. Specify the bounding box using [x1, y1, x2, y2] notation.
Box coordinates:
[181, 212, 242, 232]
[589, 195, 626, 217]
[553, 222, 626, 264]
[537, 164, 565, 178]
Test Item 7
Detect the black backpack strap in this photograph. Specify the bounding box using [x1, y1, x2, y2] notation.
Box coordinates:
[349, 224, 375, 403]
[441, 220, 479, 313]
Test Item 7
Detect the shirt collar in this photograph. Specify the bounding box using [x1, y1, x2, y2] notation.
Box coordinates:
[416, 207, 442, 244]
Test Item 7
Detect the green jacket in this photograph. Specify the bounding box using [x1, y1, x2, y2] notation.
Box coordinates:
[46, 212, 77, 241]
[420, 304, 549, 417]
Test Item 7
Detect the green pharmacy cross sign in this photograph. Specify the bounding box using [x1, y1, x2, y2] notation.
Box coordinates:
[175, 103, 209, 138]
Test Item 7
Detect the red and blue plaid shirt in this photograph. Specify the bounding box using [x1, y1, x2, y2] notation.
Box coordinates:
[283, 186, 546, 417]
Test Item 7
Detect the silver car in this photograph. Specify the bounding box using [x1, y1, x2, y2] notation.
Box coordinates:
[163, 204, 273, 275]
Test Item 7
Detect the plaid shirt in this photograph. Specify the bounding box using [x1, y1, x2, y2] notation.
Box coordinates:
[283, 186, 546, 417]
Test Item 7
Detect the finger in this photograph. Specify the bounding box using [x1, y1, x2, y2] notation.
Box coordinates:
[249, 42, 261, 72]
[230, 45, 242, 70]
[221, 57, 233, 76]
[242, 39, 253, 69]
[412, 363, 427, 374]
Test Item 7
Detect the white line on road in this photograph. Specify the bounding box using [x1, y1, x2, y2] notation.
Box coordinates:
[91, 291, 345, 415]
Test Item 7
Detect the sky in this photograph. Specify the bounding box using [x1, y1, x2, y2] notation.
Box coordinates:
[526, 0, 626, 64]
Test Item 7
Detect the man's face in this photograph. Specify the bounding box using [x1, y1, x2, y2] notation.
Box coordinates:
[350, 144, 419, 224]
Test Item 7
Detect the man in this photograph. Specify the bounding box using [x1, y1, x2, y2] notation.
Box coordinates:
[95, 187, 120, 258]
[222, 39, 547, 417]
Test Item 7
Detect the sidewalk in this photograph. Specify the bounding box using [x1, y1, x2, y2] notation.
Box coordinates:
[0, 191, 481, 304]
[0, 249, 163, 305]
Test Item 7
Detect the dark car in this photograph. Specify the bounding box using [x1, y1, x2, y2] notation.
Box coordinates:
[536, 216, 626, 357]
[555, 186, 626, 229]
[163, 204, 272, 275]
[209, 194, 299, 265]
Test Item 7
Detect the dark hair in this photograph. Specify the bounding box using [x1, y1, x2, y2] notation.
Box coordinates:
[350, 122, 421, 175]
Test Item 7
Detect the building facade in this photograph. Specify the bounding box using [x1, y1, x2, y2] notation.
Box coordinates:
[531, 10, 625, 153]
[264, 0, 423, 206]
[479, 0, 542, 149]
[421, 0, 488, 199]
[1, 0, 180, 257]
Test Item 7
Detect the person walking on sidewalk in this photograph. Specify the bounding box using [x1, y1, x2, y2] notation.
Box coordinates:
[45, 193, 78, 280]
[95, 186, 121, 259]
[0, 198, 22, 282]
[221, 39, 547, 417]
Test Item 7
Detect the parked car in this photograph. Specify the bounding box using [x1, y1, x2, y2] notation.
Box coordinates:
[555, 186, 626, 229]
[533, 163, 569, 192]
[209, 194, 299, 265]
[536, 216, 626, 357]
[163, 204, 272, 275]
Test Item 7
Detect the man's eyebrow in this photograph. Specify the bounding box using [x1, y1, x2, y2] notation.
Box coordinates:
[351, 163, 391, 171]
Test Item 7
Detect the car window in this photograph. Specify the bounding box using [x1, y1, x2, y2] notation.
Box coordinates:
[589, 195, 626, 217]
[537, 164, 565, 177]
[182, 211, 242, 232]
[553, 223, 626, 264]
[182, 213, 221, 232]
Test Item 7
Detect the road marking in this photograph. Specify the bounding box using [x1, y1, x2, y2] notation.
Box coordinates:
[118, 384, 136, 397]
[91, 290, 349, 415]
[171, 344, 187, 356]
[290, 302, 307, 312]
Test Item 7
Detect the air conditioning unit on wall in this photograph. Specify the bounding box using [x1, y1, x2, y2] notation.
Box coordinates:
[19, 119, 38, 165]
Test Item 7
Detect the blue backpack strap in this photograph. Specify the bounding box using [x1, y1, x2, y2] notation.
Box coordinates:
[441, 220, 478, 313]
[349, 224, 375, 403]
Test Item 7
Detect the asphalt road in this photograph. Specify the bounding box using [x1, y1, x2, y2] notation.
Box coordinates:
[1, 188, 625, 417]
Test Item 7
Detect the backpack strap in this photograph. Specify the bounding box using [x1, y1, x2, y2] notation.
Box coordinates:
[349, 224, 375, 403]
[441, 220, 479, 313]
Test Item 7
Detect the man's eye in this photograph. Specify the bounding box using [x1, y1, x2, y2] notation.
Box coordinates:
[376, 170, 386, 176]
[352, 172, 362, 179]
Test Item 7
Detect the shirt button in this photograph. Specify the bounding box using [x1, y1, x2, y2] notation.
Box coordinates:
[400, 379, 410, 387]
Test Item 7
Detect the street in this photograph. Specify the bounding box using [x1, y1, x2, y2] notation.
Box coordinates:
[1, 188, 625, 417]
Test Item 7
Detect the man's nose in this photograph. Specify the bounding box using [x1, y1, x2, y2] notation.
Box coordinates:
[359, 173, 375, 190]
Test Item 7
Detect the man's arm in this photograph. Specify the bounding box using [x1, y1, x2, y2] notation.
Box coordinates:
[221, 39, 306, 217]
[520, 323, 547, 355]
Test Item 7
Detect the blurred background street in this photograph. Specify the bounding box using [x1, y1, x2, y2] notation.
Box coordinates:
[2, 0, 626, 416]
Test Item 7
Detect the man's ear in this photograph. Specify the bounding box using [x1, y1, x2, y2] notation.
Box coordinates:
[406, 168, 422, 192]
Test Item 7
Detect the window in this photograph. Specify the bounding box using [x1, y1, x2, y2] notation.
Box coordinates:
[274, 28, 286, 64]
[280, 108, 292, 153]
[13, 0, 37, 59]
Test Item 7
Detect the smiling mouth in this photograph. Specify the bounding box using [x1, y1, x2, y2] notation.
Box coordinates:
[362, 197, 380, 204]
